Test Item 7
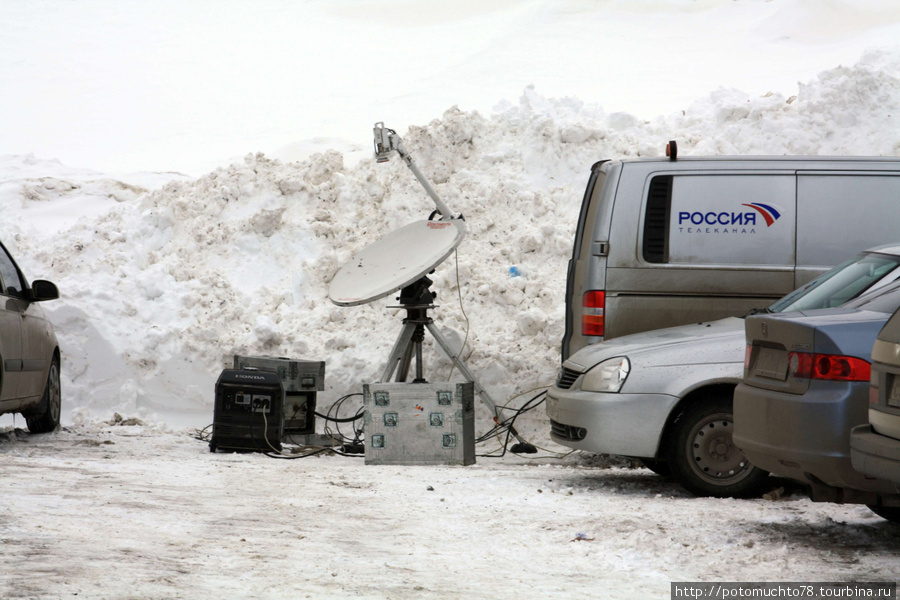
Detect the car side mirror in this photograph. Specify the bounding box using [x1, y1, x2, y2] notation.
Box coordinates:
[30, 280, 59, 302]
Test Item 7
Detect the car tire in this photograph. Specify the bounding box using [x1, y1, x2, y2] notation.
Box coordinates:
[666, 393, 769, 498]
[867, 505, 900, 523]
[26, 357, 61, 434]
[640, 458, 671, 478]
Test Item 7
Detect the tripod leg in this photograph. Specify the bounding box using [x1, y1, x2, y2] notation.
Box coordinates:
[397, 322, 427, 383]
[425, 322, 537, 453]
[396, 338, 415, 382]
[380, 322, 417, 383]
[425, 322, 499, 418]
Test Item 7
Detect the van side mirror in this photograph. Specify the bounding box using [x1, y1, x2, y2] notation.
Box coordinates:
[30, 280, 59, 302]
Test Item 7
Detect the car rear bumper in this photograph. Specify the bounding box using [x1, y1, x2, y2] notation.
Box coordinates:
[733, 381, 899, 496]
[546, 387, 678, 458]
[850, 424, 900, 487]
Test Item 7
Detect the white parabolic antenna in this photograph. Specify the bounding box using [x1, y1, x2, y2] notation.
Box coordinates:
[328, 218, 467, 306]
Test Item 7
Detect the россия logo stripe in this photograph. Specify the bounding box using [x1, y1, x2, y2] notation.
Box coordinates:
[741, 203, 782, 227]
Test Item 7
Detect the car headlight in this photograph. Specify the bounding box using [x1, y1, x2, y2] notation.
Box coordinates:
[581, 356, 630, 392]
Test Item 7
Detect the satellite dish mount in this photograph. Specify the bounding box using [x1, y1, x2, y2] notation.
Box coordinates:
[367, 124, 495, 407]
[328, 123, 535, 452]
[373, 122, 455, 220]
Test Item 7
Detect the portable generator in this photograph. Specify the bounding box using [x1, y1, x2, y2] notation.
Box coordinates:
[209, 369, 284, 453]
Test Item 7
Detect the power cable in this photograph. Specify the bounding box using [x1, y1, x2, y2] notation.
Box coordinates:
[446, 249, 470, 381]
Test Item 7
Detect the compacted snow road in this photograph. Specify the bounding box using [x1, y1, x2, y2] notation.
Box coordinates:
[1, 424, 897, 600]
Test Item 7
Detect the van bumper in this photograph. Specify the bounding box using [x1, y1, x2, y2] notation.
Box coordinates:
[545, 387, 679, 458]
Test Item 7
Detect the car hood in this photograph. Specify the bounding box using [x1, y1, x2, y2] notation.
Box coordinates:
[564, 317, 745, 371]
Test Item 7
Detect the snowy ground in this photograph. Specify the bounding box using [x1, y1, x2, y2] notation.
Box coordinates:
[2, 424, 898, 600]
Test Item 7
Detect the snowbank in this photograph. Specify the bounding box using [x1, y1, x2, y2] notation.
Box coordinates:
[3, 51, 900, 437]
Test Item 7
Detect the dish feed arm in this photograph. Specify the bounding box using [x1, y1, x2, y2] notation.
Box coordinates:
[373, 122, 455, 221]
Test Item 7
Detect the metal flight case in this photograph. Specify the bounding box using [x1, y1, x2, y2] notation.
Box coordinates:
[232, 355, 325, 444]
[363, 382, 475, 465]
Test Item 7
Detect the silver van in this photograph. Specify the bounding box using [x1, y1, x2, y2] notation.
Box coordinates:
[563, 150, 900, 360]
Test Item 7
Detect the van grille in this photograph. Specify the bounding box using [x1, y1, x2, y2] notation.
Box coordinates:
[550, 419, 587, 441]
[556, 367, 582, 389]
[642, 175, 672, 263]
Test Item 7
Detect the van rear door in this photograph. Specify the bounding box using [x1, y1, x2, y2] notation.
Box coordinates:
[562, 160, 615, 361]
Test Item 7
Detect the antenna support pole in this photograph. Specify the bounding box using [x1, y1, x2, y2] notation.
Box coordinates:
[373, 122, 455, 221]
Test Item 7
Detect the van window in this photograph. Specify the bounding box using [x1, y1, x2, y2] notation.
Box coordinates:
[642, 176, 672, 263]
[643, 174, 796, 266]
[797, 174, 900, 267]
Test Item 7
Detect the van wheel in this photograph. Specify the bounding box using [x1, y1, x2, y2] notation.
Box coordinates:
[867, 505, 900, 523]
[26, 357, 61, 434]
[666, 394, 768, 498]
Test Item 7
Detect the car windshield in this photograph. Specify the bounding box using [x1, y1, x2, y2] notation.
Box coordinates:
[841, 279, 900, 314]
[767, 252, 900, 314]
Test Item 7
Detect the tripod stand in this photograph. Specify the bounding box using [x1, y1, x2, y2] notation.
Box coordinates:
[380, 277, 494, 403]
[379, 276, 536, 453]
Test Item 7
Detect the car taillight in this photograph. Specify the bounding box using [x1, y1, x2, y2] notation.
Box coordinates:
[582, 291, 605, 336]
[788, 351, 871, 382]
[744, 344, 752, 370]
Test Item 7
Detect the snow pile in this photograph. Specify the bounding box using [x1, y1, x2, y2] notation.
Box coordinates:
[4, 50, 900, 435]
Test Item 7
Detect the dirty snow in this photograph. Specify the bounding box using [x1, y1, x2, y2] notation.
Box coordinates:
[1, 1, 900, 598]
[2, 427, 898, 600]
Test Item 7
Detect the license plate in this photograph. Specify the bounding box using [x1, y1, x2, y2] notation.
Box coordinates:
[755, 347, 788, 381]
[889, 375, 900, 408]
[545, 394, 559, 419]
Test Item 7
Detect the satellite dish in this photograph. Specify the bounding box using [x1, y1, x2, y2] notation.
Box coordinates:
[328, 218, 467, 306]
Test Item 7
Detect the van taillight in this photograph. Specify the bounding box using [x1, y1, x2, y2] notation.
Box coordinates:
[788, 351, 871, 382]
[582, 291, 605, 336]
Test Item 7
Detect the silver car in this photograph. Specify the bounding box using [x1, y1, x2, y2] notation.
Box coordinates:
[850, 305, 900, 491]
[0, 239, 61, 432]
[547, 245, 900, 497]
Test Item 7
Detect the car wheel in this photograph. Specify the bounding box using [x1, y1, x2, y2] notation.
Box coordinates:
[666, 394, 768, 498]
[867, 505, 900, 523]
[26, 357, 61, 434]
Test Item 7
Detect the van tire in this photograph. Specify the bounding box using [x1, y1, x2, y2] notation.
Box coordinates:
[26, 357, 61, 434]
[666, 394, 768, 498]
